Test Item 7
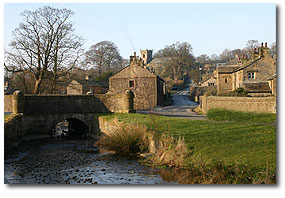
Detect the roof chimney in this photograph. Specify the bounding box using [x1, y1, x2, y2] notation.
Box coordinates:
[265, 42, 268, 47]
[261, 42, 264, 47]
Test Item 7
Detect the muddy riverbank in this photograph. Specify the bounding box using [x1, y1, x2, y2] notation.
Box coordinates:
[4, 136, 178, 184]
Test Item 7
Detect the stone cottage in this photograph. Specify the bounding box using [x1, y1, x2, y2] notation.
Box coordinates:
[109, 52, 166, 110]
[217, 42, 276, 96]
[67, 76, 109, 95]
[201, 71, 217, 87]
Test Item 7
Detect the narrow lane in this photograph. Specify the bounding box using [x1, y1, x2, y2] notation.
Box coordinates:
[138, 83, 205, 120]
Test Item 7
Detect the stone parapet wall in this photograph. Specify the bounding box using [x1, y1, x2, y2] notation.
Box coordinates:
[200, 95, 276, 113]
[9, 91, 133, 115]
[4, 91, 134, 149]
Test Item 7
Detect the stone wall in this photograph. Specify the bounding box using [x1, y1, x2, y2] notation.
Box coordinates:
[4, 95, 13, 112]
[200, 95, 276, 113]
[110, 77, 157, 109]
[16, 92, 132, 115]
[217, 73, 233, 94]
[4, 91, 134, 148]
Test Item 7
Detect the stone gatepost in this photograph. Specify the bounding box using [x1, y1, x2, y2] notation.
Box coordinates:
[124, 90, 134, 113]
[12, 91, 25, 114]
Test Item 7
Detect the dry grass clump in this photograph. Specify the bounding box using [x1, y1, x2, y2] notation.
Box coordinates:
[150, 134, 188, 168]
[95, 119, 152, 155]
[96, 118, 189, 168]
[158, 160, 276, 184]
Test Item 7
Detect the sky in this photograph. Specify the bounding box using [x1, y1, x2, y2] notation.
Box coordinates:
[3, 3, 276, 59]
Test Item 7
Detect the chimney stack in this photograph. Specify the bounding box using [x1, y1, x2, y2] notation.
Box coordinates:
[265, 42, 268, 48]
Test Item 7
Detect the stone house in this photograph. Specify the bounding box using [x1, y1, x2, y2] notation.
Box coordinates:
[67, 76, 109, 95]
[109, 52, 166, 110]
[201, 75, 217, 87]
[217, 42, 276, 96]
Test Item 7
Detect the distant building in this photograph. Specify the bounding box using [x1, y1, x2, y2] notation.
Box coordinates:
[109, 52, 166, 110]
[67, 75, 108, 95]
[201, 75, 217, 87]
[217, 42, 276, 96]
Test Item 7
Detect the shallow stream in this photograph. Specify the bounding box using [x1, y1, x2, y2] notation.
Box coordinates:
[4, 137, 178, 184]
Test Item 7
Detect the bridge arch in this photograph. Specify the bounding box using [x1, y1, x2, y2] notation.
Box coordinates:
[20, 113, 100, 138]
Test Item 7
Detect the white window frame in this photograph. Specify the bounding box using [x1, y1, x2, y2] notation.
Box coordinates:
[248, 72, 255, 80]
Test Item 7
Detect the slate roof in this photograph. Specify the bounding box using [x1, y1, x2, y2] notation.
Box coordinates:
[110, 64, 156, 79]
[202, 75, 217, 83]
[243, 82, 272, 93]
[110, 64, 165, 82]
[74, 79, 108, 87]
[234, 57, 262, 72]
[217, 66, 240, 73]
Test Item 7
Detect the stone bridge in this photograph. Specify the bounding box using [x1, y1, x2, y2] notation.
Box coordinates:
[5, 91, 134, 142]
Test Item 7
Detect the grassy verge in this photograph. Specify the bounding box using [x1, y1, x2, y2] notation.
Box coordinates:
[206, 109, 276, 123]
[98, 112, 276, 183]
[4, 113, 16, 122]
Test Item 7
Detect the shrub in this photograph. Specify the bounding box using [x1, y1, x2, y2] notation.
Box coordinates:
[95, 119, 151, 155]
[233, 87, 248, 96]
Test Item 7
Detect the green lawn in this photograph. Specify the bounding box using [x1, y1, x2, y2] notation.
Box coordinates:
[98, 112, 276, 173]
[206, 109, 276, 123]
[4, 114, 13, 120]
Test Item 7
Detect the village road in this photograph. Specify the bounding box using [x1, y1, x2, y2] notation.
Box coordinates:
[138, 83, 205, 120]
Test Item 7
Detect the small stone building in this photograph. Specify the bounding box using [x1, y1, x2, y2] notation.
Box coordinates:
[201, 75, 217, 87]
[217, 42, 276, 96]
[109, 52, 166, 110]
[67, 76, 109, 95]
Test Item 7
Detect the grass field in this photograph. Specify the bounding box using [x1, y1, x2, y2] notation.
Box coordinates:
[4, 114, 13, 120]
[207, 109, 276, 123]
[98, 110, 276, 175]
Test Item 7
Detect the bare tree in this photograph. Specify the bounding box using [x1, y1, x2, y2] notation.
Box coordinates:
[196, 54, 210, 63]
[243, 39, 259, 58]
[84, 41, 123, 75]
[245, 40, 259, 51]
[270, 42, 276, 56]
[219, 48, 233, 61]
[5, 6, 83, 94]
[154, 42, 195, 84]
[210, 54, 219, 61]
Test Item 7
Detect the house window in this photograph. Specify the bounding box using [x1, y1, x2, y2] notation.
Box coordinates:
[225, 78, 228, 83]
[248, 72, 255, 80]
[129, 80, 135, 87]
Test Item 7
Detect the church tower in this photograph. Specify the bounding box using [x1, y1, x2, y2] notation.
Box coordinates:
[140, 49, 153, 65]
